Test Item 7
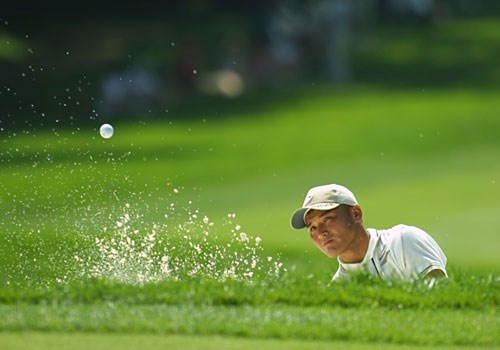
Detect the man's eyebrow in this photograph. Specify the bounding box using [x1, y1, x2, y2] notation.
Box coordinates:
[306, 210, 335, 227]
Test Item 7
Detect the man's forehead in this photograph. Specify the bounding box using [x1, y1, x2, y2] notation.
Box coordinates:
[305, 208, 337, 224]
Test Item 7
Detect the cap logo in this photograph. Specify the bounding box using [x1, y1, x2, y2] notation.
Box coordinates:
[313, 203, 334, 208]
[304, 193, 314, 206]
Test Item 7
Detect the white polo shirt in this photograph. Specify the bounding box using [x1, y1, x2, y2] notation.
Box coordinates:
[332, 224, 447, 282]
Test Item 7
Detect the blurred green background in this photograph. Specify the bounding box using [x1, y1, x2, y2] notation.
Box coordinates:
[1, 0, 500, 287]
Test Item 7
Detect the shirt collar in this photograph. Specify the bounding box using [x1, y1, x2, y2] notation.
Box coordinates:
[338, 228, 378, 271]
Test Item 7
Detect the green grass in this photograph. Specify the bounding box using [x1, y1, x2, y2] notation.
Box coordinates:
[1, 304, 499, 345]
[5, 333, 499, 350]
[2, 86, 499, 280]
[0, 272, 499, 345]
[1, 270, 499, 308]
[2, 16, 500, 350]
[2, 45, 500, 349]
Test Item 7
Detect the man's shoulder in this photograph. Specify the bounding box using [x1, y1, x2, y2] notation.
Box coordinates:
[372, 224, 430, 251]
[375, 224, 428, 238]
[372, 224, 405, 243]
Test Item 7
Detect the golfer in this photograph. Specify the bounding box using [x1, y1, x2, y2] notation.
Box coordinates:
[291, 184, 447, 281]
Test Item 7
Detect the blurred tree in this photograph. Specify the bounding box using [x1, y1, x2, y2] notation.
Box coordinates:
[1, 0, 499, 129]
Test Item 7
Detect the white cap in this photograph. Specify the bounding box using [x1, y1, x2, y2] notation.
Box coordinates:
[290, 184, 358, 229]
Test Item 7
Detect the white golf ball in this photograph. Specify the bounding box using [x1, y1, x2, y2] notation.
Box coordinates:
[99, 123, 114, 139]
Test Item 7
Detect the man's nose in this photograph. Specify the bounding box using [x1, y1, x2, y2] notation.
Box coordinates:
[317, 223, 328, 235]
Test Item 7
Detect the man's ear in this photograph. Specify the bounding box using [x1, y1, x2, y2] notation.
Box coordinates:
[351, 205, 363, 223]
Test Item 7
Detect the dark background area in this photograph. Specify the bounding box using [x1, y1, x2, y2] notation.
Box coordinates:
[1, 0, 499, 129]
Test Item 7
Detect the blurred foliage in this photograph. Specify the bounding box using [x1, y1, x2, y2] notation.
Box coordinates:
[352, 18, 500, 86]
[1, 3, 499, 129]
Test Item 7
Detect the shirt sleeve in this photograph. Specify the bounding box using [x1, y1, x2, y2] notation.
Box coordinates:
[399, 225, 448, 279]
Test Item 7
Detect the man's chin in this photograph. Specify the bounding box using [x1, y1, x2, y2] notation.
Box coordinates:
[323, 249, 339, 258]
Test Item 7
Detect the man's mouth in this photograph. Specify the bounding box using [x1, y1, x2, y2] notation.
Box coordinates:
[323, 238, 335, 248]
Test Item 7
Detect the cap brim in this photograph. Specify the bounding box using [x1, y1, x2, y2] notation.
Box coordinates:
[291, 208, 308, 229]
[290, 203, 342, 229]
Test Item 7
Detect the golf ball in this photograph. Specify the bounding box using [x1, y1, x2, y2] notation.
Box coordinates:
[99, 123, 114, 139]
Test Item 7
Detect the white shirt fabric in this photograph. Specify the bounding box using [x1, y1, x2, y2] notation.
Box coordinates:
[332, 224, 447, 282]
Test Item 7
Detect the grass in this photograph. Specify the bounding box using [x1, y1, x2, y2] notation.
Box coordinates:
[4, 333, 499, 350]
[0, 269, 498, 308]
[1, 304, 499, 345]
[1, 86, 499, 281]
[2, 17, 500, 348]
[0, 272, 499, 345]
[1, 86, 500, 348]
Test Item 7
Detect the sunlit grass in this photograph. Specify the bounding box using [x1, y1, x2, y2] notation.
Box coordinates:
[0, 271, 499, 345]
[4, 333, 496, 350]
[1, 85, 499, 347]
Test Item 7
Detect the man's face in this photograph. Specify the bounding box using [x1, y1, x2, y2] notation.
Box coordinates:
[304, 205, 358, 258]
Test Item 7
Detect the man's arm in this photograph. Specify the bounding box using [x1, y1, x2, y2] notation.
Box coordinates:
[400, 225, 448, 280]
